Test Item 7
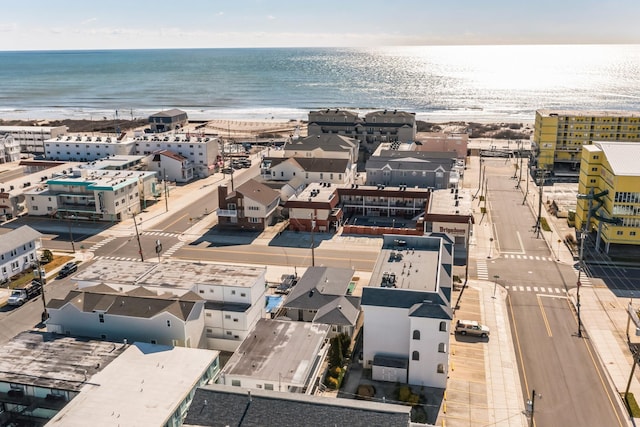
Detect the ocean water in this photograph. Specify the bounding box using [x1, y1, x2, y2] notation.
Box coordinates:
[0, 45, 639, 123]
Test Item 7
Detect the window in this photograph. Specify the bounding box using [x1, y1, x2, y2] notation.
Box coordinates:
[617, 231, 623, 236]
[151, 340, 157, 344]
[241, 293, 246, 297]
[99, 314, 104, 323]
[225, 314, 231, 319]
[412, 351, 419, 361]
[439, 321, 447, 332]
[226, 331, 232, 336]
[233, 318, 238, 322]
[437, 364, 445, 374]
[265, 384, 274, 390]
[206, 313, 212, 317]
[231, 290, 236, 295]
[167, 320, 171, 327]
[412, 330, 420, 340]
[231, 380, 241, 387]
[438, 343, 447, 353]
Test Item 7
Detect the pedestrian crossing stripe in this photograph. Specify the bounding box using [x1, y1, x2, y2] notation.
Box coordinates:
[505, 285, 566, 294]
[142, 231, 182, 238]
[476, 259, 489, 280]
[503, 254, 554, 261]
[88, 236, 117, 251]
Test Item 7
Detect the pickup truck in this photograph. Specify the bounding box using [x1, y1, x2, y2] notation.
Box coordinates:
[7, 280, 42, 306]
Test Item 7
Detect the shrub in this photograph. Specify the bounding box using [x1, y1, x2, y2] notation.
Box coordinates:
[540, 217, 551, 232]
[328, 336, 343, 368]
[565, 234, 576, 245]
[626, 392, 640, 417]
[325, 376, 339, 389]
[329, 366, 342, 378]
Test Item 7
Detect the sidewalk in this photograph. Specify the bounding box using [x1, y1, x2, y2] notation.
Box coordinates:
[491, 154, 638, 424]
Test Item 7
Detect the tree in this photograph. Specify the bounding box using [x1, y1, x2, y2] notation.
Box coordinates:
[40, 249, 53, 264]
[328, 336, 343, 368]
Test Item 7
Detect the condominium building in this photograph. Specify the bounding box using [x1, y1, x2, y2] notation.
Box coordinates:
[44, 134, 136, 161]
[134, 133, 220, 178]
[0, 133, 21, 163]
[533, 109, 640, 176]
[308, 109, 416, 145]
[576, 141, 640, 253]
[0, 125, 67, 154]
[24, 168, 157, 221]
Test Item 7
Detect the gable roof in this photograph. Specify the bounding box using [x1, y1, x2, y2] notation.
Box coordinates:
[235, 179, 280, 206]
[289, 134, 357, 151]
[0, 225, 42, 254]
[47, 287, 203, 321]
[184, 384, 411, 427]
[149, 109, 187, 118]
[283, 267, 360, 326]
[153, 149, 188, 162]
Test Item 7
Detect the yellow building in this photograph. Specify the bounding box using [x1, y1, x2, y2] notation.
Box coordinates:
[534, 110, 640, 176]
[576, 142, 640, 253]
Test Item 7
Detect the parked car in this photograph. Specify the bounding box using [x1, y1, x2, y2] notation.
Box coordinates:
[455, 319, 490, 338]
[56, 262, 78, 279]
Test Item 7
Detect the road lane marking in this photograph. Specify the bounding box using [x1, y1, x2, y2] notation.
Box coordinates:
[162, 213, 188, 231]
[508, 294, 531, 396]
[569, 297, 625, 427]
[537, 295, 553, 337]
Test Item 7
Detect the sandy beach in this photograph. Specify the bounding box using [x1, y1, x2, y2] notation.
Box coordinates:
[0, 117, 533, 140]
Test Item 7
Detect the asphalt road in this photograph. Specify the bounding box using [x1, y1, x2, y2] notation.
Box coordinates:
[479, 157, 627, 426]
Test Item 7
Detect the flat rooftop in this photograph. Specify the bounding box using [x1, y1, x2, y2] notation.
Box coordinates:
[369, 234, 443, 292]
[48, 342, 219, 427]
[429, 188, 473, 216]
[75, 259, 266, 290]
[0, 331, 126, 392]
[537, 109, 640, 118]
[222, 319, 329, 386]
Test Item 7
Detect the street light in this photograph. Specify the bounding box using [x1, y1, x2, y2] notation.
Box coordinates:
[576, 232, 586, 338]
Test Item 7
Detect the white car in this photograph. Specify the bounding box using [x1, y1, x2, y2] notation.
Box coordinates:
[455, 320, 490, 338]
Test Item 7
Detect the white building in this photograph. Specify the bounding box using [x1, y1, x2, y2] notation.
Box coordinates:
[72, 259, 268, 352]
[220, 318, 330, 394]
[0, 162, 81, 221]
[46, 284, 206, 348]
[361, 234, 453, 389]
[0, 225, 41, 283]
[0, 331, 127, 425]
[134, 133, 220, 178]
[24, 168, 157, 221]
[48, 342, 219, 427]
[147, 150, 194, 183]
[0, 125, 67, 154]
[0, 133, 21, 163]
[44, 134, 136, 161]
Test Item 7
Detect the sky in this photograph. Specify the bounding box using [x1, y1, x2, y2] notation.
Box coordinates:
[1, 0, 639, 51]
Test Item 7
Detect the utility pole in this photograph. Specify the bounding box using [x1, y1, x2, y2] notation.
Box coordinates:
[132, 211, 144, 262]
[36, 242, 48, 321]
[65, 216, 75, 253]
[163, 169, 169, 213]
[576, 231, 586, 337]
[523, 164, 530, 205]
[536, 169, 545, 238]
[310, 213, 316, 267]
[527, 389, 537, 427]
[517, 141, 524, 189]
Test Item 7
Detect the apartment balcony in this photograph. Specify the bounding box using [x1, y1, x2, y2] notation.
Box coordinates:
[217, 208, 238, 218]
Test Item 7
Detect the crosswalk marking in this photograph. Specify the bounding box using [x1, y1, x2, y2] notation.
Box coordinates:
[505, 285, 565, 295]
[163, 241, 185, 257]
[88, 236, 116, 252]
[503, 254, 554, 262]
[142, 231, 182, 238]
[476, 259, 489, 280]
[95, 256, 139, 262]
[571, 267, 592, 285]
